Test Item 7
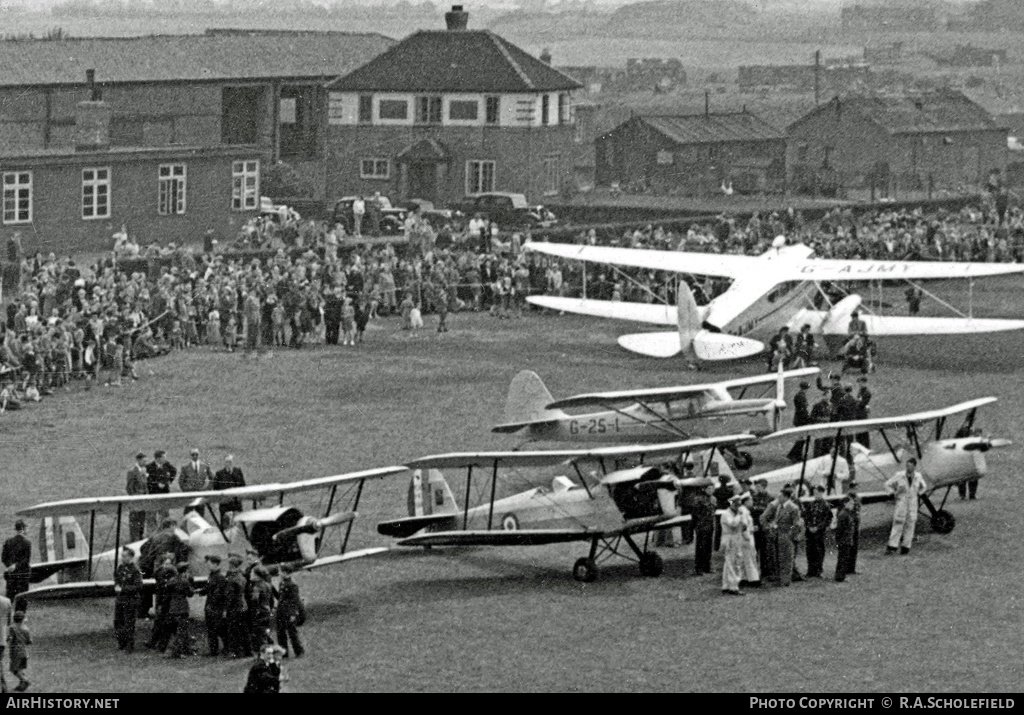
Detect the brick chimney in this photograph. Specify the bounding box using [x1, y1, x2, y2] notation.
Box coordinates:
[445, 5, 469, 31]
[75, 71, 111, 152]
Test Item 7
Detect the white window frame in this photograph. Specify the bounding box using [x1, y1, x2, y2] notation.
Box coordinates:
[158, 163, 187, 215]
[360, 158, 390, 180]
[232, 159, 260, 211]
[81, 167, 111, 220]
[466, 160, 496, 195]
[2, 171, 32, 225]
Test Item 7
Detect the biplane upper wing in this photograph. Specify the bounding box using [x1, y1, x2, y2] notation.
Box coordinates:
[547, 368, 819, 409]
[759, 398, 998, 443]
[405, 434, 758, 471]
[783, 258, 1024, 281]
[524, 242, 760, 278]
[16, 466, 409, 518]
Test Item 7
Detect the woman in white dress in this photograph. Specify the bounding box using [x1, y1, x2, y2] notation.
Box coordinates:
[720, 495, 746, 595]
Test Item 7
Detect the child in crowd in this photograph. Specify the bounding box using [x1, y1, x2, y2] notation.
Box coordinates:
[206, 308, 221, 349]
[224, 316, 237, 353]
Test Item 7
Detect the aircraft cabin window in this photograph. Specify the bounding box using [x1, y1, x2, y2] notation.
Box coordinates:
[66, 531, 76, 550]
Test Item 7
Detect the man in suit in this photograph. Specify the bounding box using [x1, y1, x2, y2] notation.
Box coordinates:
[146, 450, 177, 530]
[1, 520, 32, 612]
[125, 452, 149, 540]
[787, 380, 812, 461]
[213, 455, 246, 528]
[771, 488, 803, 587]
[179, 448, 213, 514]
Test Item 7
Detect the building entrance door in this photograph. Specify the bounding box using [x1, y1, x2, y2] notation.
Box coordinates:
[407, 161, 437, 202]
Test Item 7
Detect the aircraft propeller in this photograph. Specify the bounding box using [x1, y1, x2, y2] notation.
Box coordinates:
[272, 511, 358, 543]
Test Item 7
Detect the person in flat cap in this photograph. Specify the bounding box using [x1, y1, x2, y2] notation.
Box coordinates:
[2, 519, 32, 611]
[690, 479, 716, 576]
[834, 494, 855, 582]
[126, 451, 149, 540]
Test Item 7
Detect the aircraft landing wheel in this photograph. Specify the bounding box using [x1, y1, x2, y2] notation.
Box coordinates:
[931, 509, 956, 534]
[573, 557, 599, 583]
[732, 451, 754, 471]
[639, 551, 664, 578]
[501, 513, 520, 531]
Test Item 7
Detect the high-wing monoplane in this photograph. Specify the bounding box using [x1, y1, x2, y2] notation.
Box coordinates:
[492, 366, 820, 452]
[524, 241, 1024, 361]
[17, 466, 407, 602]
[753, 397, 1010, 533]
[377, 435, 754, 582]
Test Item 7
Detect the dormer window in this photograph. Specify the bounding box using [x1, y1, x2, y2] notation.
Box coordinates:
[415, 96, 443, 125]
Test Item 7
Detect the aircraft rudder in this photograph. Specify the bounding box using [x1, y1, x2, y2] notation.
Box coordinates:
[407, 468, 459, 517]
[502, 370, 564, 426]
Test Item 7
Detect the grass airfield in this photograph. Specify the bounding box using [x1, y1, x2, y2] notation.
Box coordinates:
[2, 276, 1024, 693]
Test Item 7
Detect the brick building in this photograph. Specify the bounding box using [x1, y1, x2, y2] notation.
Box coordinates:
[325, 6, 581, 205]
[594, 112, 786, 196]
[0, 30, 392, 253]
[787, 91, 1007, 197]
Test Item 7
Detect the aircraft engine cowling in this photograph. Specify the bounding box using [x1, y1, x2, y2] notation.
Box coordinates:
[293, 517, 318, 562]
[921, 440, 986, 491]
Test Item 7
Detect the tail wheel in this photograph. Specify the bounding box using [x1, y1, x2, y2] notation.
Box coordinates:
[639, 551, 664, 578]
[572, 557, 599, 583]
[931, 509, 956, 534]
[501, 513, 520, 531]
[732, 451, 754, 471]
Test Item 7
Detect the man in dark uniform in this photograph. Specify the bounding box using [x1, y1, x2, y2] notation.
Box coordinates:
[323, 289, 343, 346]
[803, 485, 832, 578]
[847, 482, 862, 575]
[113, 546, 142, 652]
[212, 455, 246, 528]
[787, 380, 812, 461]
[810, 388, 834, 457]
[855, 376, 872, 448]
[691, 481, 716, 576]
[166, 563, 194, 659]
[834, 495, 855, 582]
[749, 478, 773, 576]
[146, 450, 177, 530]
[125, 452, 149, 541]
[202, 555, 229, 657]
[145, 553, 178, 651]
[248, 566, 275, 653]
[224, 554, 250, 658]
[275, 567, 305, 658]
[1, 520, 31, 612]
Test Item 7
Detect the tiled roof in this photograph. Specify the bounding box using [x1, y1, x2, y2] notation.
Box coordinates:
[328, 30, 581, 93]
[0, 30, 395, 87]
[633, 112, 785, 145]
[812, 91, 1002, 134]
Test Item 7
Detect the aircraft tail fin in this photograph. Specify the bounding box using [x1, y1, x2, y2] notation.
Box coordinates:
[677, 282, 765, 361]
[493, 370, 567, 432]
[407, 469, 459, 517]
[677, 281, 701, 360]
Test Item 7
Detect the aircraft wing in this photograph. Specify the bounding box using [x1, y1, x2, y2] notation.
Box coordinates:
[397, 529, 598, 547]
[23, 576, 209, 602]
[782, 258, 1024, 281]
[825, 314, 1024, 336]
[525, 296, 677, 326]
[16, 466, 409, 519]
[298, 547, 390, 571]
[548, 367, 820, 409]
[405, 435, 757, 471]
[30, 557, 89, 583]
[524, 241, 759, 278]
[760, 398, 998, 443]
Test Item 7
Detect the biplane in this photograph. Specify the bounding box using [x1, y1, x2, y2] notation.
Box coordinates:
[16, 466, 407, 602]
[377, 435, 755, 582]
[524, 240, 1024, 361]
[753, 397, 1010, 533]
[493, 366, 819, 458]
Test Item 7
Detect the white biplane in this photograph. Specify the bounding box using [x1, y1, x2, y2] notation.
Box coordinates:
[377, 435, 754, 582]
[16, 466, 407, 602]
[752, 397, 1010, 533]
[524, 241, 1024, 361]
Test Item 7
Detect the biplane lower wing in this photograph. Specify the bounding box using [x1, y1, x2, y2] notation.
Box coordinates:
[397, 529, 598, 548]
[300, 547, 390, 570]
[526, 296, 678, 326]
[827, 315, 1024, 336]
[377, 513, 458, 538]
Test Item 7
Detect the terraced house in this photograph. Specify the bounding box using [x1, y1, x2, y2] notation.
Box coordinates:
[325, 5, 582, 205]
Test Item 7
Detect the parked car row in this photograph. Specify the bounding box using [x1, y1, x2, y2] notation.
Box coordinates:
[328, 192, 558, 235]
